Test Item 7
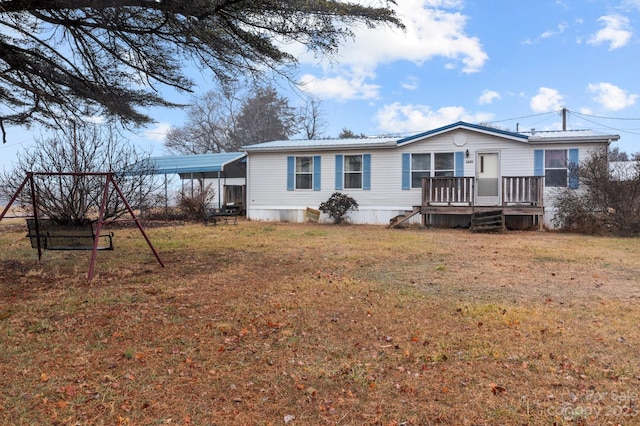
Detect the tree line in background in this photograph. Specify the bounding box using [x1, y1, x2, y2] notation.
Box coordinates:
[608, 146, 640, 162]
[163, 81, 374, 155]
[164, 84, 326, 154]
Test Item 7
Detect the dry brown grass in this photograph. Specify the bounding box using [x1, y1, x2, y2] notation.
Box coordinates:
[0, 219, 639, 425]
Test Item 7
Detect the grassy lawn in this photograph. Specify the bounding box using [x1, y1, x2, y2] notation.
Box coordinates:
[0, 219, 639, 425]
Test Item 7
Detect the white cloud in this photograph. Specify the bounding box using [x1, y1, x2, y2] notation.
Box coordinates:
[478, 90, 501, 105]
[299, 71, 380, 101]
[587, 82, 638, 110]
[619, 0, 640, 12]
[530, 87, 564, 113]
[375, 102, 493, 133]
[144, 122, 171, 142]
[401, 76, 419, 91]
[541, 23, 568, 39]
[587, 15, 632, 50]
[296, 0, 488, 101]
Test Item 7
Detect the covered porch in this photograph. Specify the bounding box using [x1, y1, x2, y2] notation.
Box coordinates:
[420, 176, 544, 230]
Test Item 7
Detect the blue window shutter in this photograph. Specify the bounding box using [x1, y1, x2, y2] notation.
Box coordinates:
[402, 153, 410, 190]
[363, 154, 371, 190]
[313, 156, 321, 191]
[534, 150, 544, 176]
[335, 155, 343, 190]
[454, 151, 464, 177]
[287, 156, 295, 191]
[568, 148, 579, 188]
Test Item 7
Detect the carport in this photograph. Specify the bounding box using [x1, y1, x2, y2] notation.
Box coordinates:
[149, 152, 247, 211]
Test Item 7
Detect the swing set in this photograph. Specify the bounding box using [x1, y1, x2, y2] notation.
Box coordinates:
[0, 172, 164, 280]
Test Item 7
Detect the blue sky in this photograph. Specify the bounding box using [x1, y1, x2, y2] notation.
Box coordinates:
[2, 0, 640, 172]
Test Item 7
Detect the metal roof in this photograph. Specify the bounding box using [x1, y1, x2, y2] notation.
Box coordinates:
[240, 122, 620, 152]
[522, 129, 620, 143]
[242, 137, 398, 152]
[149, 152, 246, 175]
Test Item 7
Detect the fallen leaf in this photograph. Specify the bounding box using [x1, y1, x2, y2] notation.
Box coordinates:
[40, 373, 49, 382]
[490, 383, 506, 395]
[56, 385, 76, 397]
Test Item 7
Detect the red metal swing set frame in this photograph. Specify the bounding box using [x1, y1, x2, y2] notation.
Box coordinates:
[0, 172, 164, 280]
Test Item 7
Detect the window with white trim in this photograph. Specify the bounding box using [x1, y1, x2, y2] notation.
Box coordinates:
[295, 156, 313, 189]
[434, 152, 455, 177]
[545, 149, 567, 187]
[344, 155, 363, 189]
[411, 153, 431, 188]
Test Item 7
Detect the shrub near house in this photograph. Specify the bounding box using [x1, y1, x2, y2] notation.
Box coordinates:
[319, 192, 359, 224]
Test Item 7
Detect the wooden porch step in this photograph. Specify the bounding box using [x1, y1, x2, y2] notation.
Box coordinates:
[387, 206, 421, 229]
[470, 209, 504, 232]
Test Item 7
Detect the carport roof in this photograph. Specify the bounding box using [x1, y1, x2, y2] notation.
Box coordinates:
[149, 152, 246, 175]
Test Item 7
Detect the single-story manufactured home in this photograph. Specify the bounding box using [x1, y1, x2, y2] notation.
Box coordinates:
[242, 121, 620, 229]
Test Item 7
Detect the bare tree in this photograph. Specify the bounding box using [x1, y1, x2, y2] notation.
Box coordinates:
[165, 83, 299, 153]
[164, 85, 243, 154]
[0, 125, 161, 224]
[0, 1, 401, 142]
[176, 181, 217, 222]
[299, 96, 327, 140]
[553, 148, 640, 236]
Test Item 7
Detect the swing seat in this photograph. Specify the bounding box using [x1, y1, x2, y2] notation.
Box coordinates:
[26, 218, 114, 251]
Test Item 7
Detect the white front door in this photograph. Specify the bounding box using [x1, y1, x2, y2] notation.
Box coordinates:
[476, 152, 500, 205]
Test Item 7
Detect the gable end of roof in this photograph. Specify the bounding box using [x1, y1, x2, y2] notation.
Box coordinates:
[397, 121, 529, 145]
